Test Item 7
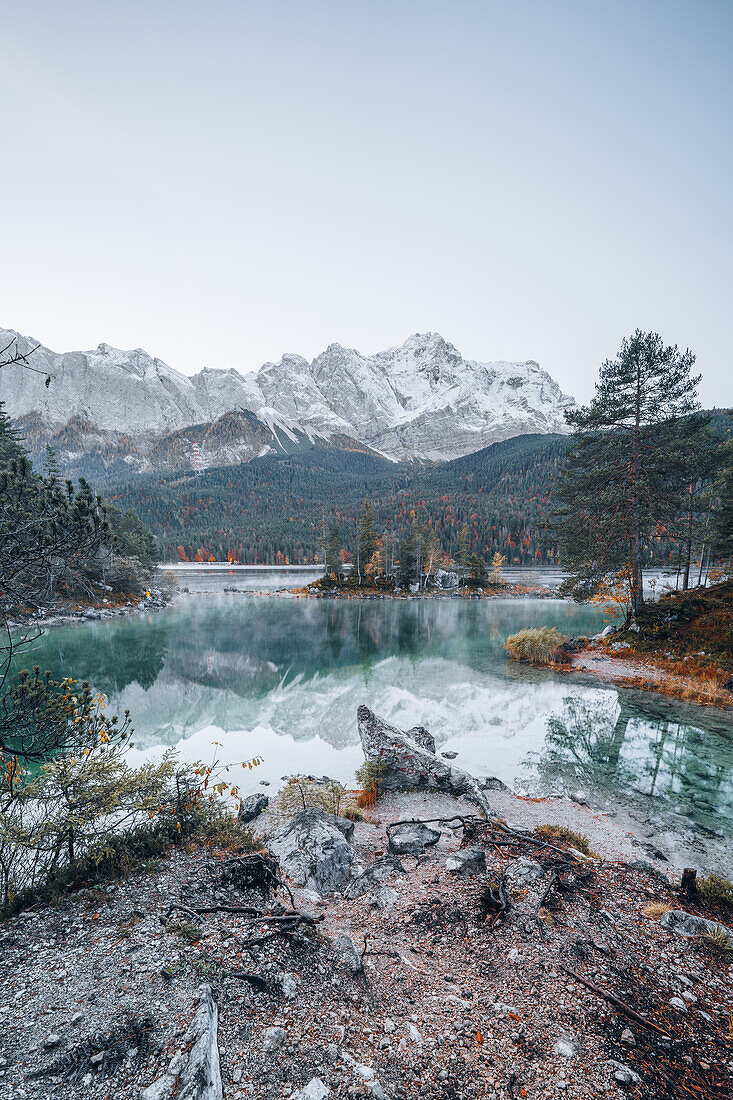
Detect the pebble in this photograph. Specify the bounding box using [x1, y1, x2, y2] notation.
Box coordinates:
[43, 1034, 61, 1049]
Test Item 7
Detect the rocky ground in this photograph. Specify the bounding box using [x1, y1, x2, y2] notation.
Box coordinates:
[1, 780, 731, 1100]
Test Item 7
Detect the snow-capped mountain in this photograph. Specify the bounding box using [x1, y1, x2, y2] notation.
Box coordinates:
[0, 327, 573, 464]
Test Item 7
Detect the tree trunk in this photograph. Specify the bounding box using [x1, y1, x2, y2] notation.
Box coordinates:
[630, 355, 644, 617]
[682, 483, 694, 590]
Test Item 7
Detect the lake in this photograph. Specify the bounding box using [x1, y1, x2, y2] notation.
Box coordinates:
[16, 593, 733, 873]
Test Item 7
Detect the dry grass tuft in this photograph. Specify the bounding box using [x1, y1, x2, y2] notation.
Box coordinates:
[642, 901, 672, 918]
[534, 823, 592, 855]
[506, 627, 567, 665]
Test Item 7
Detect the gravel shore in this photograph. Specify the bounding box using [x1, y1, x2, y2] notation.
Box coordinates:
[1, 790, 731, 1100]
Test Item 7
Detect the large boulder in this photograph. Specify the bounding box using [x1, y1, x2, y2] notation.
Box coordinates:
[269, 808, 355, 893]
[661, 909, 732, 943]
[356, 705, 491, 816]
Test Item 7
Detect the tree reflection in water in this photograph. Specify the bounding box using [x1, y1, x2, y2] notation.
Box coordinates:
[526, 693, 733, 841]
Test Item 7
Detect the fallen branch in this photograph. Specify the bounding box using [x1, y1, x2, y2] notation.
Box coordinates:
[226, 970, 277, 995]
[360, 933, 400, 960]
[561, 965, 672, 1039]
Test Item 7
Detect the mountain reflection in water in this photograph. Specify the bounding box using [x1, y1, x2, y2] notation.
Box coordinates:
[14, 594, 733, 870]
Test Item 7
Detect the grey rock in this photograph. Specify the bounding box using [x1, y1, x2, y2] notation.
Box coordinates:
[344, 856, 405, 899]
[43, 1034, 62, 1049]
[606, 1060, 641, 1086]
[176, 984, 222, 1100]
[237, 793, 268, 823]
[445, 846, 486, 875]
[620, 1028, 635, 1046]
[334, 933, 363, 973]
[263, 1026, 286, 1053]
[269, 808, 355, 893]
[479, 775, 509, 792]
[370, 885, 398, 910]
[357, 706, 491, 815]
[669, 996, 688, 1012]
[661, 908, 732, 944]
[280, 973, 298, 999]
[289, 1080, 330, 1100]
[388, 822, 441, 856]
[553, 1033, 578, 1059]
[440, 750, 458, 759]
[141, 1076, 177, 1100]
[506, 857, 544, 887]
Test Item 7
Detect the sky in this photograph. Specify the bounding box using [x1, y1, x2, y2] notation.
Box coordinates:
[1, 0, 731, 405]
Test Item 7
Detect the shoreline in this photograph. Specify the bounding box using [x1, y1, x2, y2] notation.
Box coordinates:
[564, 646, 733, 710]
[7, 588, 171, 633]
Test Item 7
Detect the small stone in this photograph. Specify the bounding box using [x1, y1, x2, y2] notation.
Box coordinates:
[388, 823, 441, 856]
[669, 996, 688, 1013]
[383, 1019, 395, 1034]
[44, 1034, 62, 1050]
[553, 1034, 577, 1059]
[620, 1028, 635, 1046]
[290, 1080, 330, 1100]
[90, 1052, 104, 1066]
[607, 1059, 641, 1086]
[263, 1026, 286, 1053]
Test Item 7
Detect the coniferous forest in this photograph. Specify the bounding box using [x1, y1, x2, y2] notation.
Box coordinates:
[104, 414, 732, 572]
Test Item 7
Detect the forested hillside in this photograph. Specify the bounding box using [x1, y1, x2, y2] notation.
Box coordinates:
[106, 433, 571, 564]
[106, 409, 733, 567]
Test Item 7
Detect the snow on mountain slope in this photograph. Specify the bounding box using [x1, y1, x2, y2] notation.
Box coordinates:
[0, 327, 574, 462]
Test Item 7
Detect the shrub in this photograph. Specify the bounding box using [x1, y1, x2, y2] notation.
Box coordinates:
[506, 628, 567, 665]
[273, 775, 360, 823]
[701, 927, 733, 955]
[698, 873, 733, 911]
[355, 759, 387, 808]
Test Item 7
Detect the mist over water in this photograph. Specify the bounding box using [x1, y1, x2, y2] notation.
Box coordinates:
[17, 593, 733, 872]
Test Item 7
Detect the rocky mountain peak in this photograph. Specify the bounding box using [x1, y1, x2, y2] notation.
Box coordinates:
[0, 325, 574, 463]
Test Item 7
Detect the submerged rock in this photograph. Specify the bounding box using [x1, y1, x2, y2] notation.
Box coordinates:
[356, 706, 491, 815]
[269, 808, 355, 893]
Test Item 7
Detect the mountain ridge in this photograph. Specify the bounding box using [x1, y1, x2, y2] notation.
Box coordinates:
[0, 326, 574, 466]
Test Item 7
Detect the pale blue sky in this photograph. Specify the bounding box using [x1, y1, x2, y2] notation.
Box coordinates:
[1, 1, 731, 403]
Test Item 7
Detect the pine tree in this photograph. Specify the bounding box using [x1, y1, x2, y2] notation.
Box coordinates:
[325, 526, 343, 584]
[356, 498, 377, 585]
[712, 442, 733, 570]
[553, 331, 704, 618]
[457, 524, 471, 585]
